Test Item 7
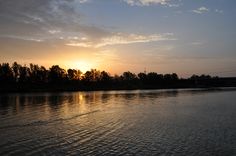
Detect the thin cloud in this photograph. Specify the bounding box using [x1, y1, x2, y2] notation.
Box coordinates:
[79, 0, 89, 3]
[0, 35, 43, 42]
[192, 7, 209, 14]
[66, 33, 176, 48]
[123, 0, 176, 6]
[215, 9, 223, 14]
[96, 33, 175, 47]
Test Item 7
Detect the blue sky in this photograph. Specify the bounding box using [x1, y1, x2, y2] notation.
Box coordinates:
[0, 0, 236, 77]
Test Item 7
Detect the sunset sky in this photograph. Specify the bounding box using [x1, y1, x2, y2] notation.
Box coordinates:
[0, 0, 236, 77]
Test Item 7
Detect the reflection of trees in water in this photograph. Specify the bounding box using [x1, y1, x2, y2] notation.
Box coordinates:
[81, 90, 181, 104]
[0, 88, 234, 116]
[121, 93, 138, 100]
[0, 94, 72, 114]
[0, 95, 24, 115]
[48, 95, 66, 106]
[101, 93, 111, 104]
[83, 92, 103, 105]
[108, 90, 180, 101]
[0, 95, 49, 115]
[0, 96, 12, 115]
[136, 91, 178, 100]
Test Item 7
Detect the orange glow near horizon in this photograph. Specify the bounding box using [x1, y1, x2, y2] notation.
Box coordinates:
[63, 60, 96, 73]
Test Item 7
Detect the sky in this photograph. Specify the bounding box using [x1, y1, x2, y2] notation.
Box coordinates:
[0, 0, 236, 77]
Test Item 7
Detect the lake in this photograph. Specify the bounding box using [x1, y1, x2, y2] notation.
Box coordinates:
[0, 88, 236, 155]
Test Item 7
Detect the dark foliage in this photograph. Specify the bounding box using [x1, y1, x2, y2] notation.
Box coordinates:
[0, 62, 235, 92]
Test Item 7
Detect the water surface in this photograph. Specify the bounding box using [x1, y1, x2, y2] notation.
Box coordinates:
[0, 89, 236, 155]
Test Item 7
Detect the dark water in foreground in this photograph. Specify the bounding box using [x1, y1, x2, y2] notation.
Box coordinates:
[0, 89, 236, 156]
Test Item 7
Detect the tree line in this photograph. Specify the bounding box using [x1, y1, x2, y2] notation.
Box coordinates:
[0, 62, 232, 92]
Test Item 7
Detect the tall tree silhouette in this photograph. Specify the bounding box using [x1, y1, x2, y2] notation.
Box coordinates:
[49, 65, 66, 83]
[100, 71, 111, 82]
[0, 63, 14, 83]
[122, 71, 137, 81]
[19, 66, 30, 83]
[12, 62, 21, 82]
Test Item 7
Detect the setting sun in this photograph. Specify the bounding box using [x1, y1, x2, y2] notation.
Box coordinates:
[65, 60, 95, 73]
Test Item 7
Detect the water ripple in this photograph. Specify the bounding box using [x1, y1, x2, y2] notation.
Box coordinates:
[0, 110, 100, 130]
[0, 89, 236, 155]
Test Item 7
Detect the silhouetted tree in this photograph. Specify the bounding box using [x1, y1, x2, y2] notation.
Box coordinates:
[40, 66, 48, 83]
[0, 63, 14, 83]
[100, 71, 111, 82]
[146, 72, 163, 84]
[122, 71, 137, 81]
[19, 66, 30, 83]
[84, 71, 93, 82]
[67, 69, 77, 81]
[84, 69, 101, 82]
[12, 62, 21, 82]
[164, 74, 172, 81]
[138, 72, 147, 82]
[28, 64, 48, 83]
[0, 61, 232, 92]
[92, 69, 101, 81]
[76, 70, 83, 80]
[48, 65, 66, 83]
[171, 73, 179, 81]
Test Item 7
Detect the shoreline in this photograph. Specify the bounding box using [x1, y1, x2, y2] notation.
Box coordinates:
[1, 85, 236, 94]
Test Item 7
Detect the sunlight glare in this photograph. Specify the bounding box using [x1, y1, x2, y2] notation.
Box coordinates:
[69, 60, 94, 73]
